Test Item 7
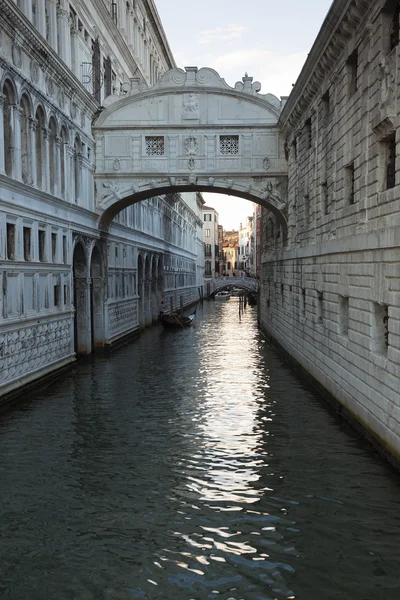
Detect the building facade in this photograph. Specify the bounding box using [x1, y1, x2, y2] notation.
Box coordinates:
[238, 216, 255, 275]
[221, 230, 239, 277]
[0, 0, 203, 399]
[260, 0, 400, 461]
[202, 205, 219, 278]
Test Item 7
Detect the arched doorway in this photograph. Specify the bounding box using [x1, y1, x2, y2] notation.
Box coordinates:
[90, 245, 104, 350]
[72, 242, 91, 355]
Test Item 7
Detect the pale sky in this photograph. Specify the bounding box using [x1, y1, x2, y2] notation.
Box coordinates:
[156, 0, 333, 229]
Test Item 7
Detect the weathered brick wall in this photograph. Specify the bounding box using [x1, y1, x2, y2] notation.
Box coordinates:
[260, 0, 400, 460]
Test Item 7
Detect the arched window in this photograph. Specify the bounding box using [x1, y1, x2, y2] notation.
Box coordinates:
[48, 117, 57, 195]
[20, 94, 31, 184]
[74, 136, 81, 202]
[35, 106, 45, 189]
[2, 80, 16, 177]
[60, 126, 68, 199]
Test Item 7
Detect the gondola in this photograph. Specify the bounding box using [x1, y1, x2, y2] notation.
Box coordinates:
[161, 310, 196, 329]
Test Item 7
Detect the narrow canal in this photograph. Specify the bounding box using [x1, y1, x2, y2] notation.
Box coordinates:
[1, 300, 400, 600]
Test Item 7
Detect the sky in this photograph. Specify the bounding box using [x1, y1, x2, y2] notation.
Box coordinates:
[155, 0, 333, 230]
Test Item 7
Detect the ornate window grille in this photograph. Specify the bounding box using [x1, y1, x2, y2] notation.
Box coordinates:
[220, 135, 239, 155]
[145, 136, 165, 156]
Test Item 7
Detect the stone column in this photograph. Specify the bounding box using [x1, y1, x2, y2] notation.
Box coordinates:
[12, 105, 22, 181]
[67, 144, 74, 202]
[75, 153, 82, 204]
[70, 29, 79, 78]
[62, 141, 69, 200]
[49, 0, 58, 50]
[42, 127, 50, 192]
[92, 275, 105, 348]
[138, 278, 145, 328]
[36, 0, 46, 38]
[74, 276, 92, 355]
[0, 93, 5, 174]
[145, 280, 152, 326]
[57, 3, 71, 66]
[55, 136, 61, 197]
[29, 117, 37, 187]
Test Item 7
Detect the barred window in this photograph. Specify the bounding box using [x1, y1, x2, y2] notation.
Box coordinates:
[220, 135, 239, 155]
[145, 136, 165, 156]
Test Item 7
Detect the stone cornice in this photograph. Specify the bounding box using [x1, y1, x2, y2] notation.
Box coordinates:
[279, 0, 373, 136]
[0, 1, 98, 114]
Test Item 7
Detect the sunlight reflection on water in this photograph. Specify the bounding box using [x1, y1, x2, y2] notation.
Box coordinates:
[0, 300, 400, 599]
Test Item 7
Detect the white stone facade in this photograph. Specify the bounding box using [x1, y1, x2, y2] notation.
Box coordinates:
[260, 0, 400, 461]
[0, 0, 203, 399]
[239, 216, 255, 275]
[203, 205, 219, 278]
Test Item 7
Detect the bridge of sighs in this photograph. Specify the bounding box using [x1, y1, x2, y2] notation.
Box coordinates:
[93, 66, 289, 231]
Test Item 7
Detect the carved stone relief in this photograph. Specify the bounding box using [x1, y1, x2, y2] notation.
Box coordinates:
[12, 42, 22, 68]
[183, 93, 199, 119]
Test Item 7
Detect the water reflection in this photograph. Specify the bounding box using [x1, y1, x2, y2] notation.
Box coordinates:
[0, 300, 400, 599]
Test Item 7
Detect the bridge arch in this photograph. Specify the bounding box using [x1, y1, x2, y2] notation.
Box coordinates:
[93, 66, 288, 234]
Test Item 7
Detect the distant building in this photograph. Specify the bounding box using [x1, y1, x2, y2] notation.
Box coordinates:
[254, 205, 262, 278]
[218, 225, 224, 276]
[239, 216, 255, 274]
[222, 230, 239, 276]
[202, 206, 219, 278]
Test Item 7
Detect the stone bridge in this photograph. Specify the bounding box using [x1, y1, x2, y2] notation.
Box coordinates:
[212, 277, 259, 294]
[93, 66, 288, 233]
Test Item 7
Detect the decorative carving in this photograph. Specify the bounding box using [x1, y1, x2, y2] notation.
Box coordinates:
[188, 174, 197, 185]
[30, 59, 39, 83]
[225, 179, 234, 189]
[379, 56, 395, 107]
[262, 157, 271, 171]
[12, 42, 22, 68]
[183, 93, 199, 119]
[208, 177, 215, 186]
[108, 300, 138, 337]
[0, 319, 72, 385]
[185, 136, 198, 155]
[169, 177, 176, 186]
[235, 73, 262, 95]
[102, 181, 121, 198]
[113, 158, 121, 171]
[58, 89, 65, 110]
[46, 77, 55, 98]
[188, 158, 195, 170]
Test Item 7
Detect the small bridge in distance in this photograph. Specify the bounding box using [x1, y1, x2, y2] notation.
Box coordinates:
[211, 277, 259, 294]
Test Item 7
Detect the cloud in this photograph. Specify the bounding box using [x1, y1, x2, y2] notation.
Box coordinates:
[213, 48, 308, 97]
[198, 24, 248, 45]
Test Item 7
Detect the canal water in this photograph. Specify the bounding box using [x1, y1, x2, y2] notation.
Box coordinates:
[1, 300, 400, 600]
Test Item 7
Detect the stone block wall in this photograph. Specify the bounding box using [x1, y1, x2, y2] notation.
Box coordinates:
[261, 0, 400, 460]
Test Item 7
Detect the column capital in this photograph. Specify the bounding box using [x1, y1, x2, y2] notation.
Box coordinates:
[42, 126, 50, 139]
[29, 117, 38, 132]
[12, 105, 23, 120]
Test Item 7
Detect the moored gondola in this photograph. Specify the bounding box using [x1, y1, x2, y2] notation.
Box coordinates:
[161, 311, 196, 329]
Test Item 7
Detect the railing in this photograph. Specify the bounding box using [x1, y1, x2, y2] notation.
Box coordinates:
[213, 276, 259, 293]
